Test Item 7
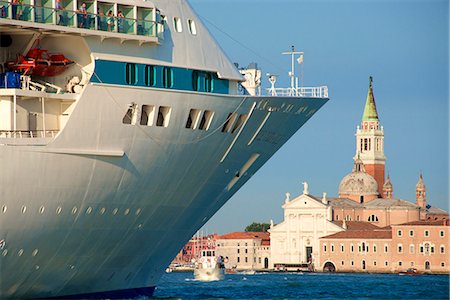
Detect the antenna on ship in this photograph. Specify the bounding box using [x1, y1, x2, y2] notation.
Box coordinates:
[282, 45, 304, 96]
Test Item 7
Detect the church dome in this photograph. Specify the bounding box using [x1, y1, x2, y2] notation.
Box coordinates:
[338, 157, 378, 196]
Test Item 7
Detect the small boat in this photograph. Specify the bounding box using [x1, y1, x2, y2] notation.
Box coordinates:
[193, 250, 224, 281]
[7, 48, 74, 76]
[399, 268, 419, 275]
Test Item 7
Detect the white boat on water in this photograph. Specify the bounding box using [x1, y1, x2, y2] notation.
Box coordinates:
[193, 250, 224, 281]
[0, 0, 328, 298]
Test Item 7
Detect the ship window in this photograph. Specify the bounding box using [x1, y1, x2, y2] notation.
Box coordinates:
[100, 207, 106, 215]
[156, 106, 171, 127]
[71, 207, 78, 215]
[185, 109, 201, 129]
[56, 206, 62, 214]
[124, 208, 130, 215]
[113, 208, 118, 215]
[135, 208, 141, 215]
[205, 73, 213, 92]
[123, 103, 139, 125]
[232, 114, 247, 134]
[144, 65, 156, 87]
[140, 105, 155, 126]
[199, 110, 214, 131]
[222, 113, 237, 133]
[39, 206, 45, 214]
[187, 19, 197, 35]
[21, 206, 27, 214]
[1, 205, 6, 213]
[173, 17, 182, 32]
[125, 63, 137, 85]
[163, 67, 173, 88]
[192, 71, 200, 91]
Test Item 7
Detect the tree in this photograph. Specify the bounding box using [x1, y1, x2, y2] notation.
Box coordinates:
[244, 222, 271, 232]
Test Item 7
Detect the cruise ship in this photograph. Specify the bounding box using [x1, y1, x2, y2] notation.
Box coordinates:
[0, 0, 328, 298]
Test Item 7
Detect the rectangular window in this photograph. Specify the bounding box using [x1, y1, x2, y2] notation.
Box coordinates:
[441, 246, 445, 254]
[232, 114, 247, 134]
[323, 244, 327, 252]
[440, 231, 445, 237]
[140, 105, 155, 126]
[258, 257, 261, 263]
[441, 262, 445, 267]
[156, 106, 171, 127]
[162, 67, 173, 88]
[398, 245, 403, 253]
[237, 257, 240, 263]
[253, 257, 256, 263]
[237, 249, 240, 254]
[331, 244, 334, 252]
[222, 113, 237, 133]
[125, 63, 137, 85]
[424, 230, 429, 237]
[351, 244, 354, 253]
[399, 261, 402, 266]
[185, 109, 201, 129]
[385, 261, 388, 266]
[341, 245, 344, 252]
[245, 249, 248, 254]
[245, 257, 248, 263]
[144, 65, 156, 86]
[374, 261, 377, 266]
[373, 245, 377, 253]
[384, 245, 388, 253]
[199, 110, 214, 131]
[409, 230, 414, 237]
[397, 230, 402, 237]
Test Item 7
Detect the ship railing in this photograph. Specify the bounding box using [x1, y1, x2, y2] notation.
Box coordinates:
[0, 130, 58, 139]
[265, 86, 328, 98]
[0, 0, 163, 39]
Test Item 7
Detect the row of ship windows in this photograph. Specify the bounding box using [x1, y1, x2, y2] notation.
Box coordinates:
[172, 17, 197, 35]
[122, 104, 248, 134]
[1, 205, 141, 217]
[125, 63, 215, 92]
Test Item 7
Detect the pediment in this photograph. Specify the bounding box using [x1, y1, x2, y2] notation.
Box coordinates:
[283, 194, 327, 210]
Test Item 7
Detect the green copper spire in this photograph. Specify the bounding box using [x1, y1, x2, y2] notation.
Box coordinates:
[362, 76, 379, 122]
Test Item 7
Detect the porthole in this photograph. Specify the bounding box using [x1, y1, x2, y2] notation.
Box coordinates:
[56, 206, 62, 214]
[39, 206, 45, 214]
[86, 207, 93, 214]
[100, 207, 106, 215]
[112, 208, 118, 215]
[2, 250, 8, 256]
[187, 19, 197, 35]
[71, 207, 78, 215]
[32, 249, 39, 256]
[2, 205, 6, 213]
[18, 249, 24, 256]
[21, 206, 27, 214]
[124, 208, 130, 215]
[135, 208, 141, 215]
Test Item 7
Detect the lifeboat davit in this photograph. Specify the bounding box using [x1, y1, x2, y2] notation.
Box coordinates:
[7, 48, 74, 76]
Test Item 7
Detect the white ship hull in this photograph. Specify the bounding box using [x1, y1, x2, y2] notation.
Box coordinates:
[0, 0, 328, 297]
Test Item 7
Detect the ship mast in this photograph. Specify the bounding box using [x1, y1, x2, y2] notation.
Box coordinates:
[282, 45, 304, 95]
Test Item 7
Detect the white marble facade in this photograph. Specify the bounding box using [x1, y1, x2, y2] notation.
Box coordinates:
[269, 192, 343, 270]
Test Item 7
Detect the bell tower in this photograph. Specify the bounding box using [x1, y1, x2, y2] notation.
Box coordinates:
[416, 173, 426, 209]
[354, 76, 386, 196]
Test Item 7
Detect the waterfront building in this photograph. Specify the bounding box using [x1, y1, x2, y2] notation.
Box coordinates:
[270, 77, 448, 273]
[269, 191, 344, 271]
[215, 232, 270, 270]
[173, 234, 217, 264]
[320, 220, 450, 274]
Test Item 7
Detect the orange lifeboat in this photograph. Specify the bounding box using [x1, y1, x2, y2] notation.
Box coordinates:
[7, 48, 74, 76]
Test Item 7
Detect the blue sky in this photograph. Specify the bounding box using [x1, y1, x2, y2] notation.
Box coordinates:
[189, 0, 449, 234]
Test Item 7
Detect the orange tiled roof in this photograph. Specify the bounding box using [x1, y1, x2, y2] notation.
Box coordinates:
[393, 220, 449, 227]
[218, 231, 270, 241]
[332, 221, 381, 231]
[321, 229, 392, 240]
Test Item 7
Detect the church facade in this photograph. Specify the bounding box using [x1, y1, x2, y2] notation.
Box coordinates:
[269, 77, 448, 273]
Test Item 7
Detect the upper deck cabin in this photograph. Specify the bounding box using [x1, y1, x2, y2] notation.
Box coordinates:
[0, 0, 163, 44]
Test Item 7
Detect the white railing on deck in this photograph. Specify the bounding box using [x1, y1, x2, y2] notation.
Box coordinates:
[265, 86, 328, 98]
[0, 130, 58, 139]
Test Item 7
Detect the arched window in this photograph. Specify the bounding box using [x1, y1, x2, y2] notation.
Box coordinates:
[368, 215, 379, 222]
